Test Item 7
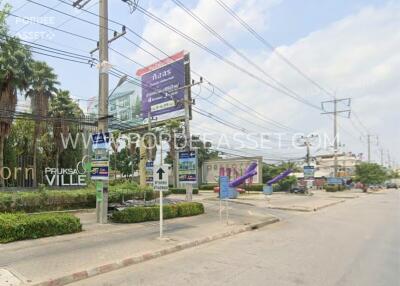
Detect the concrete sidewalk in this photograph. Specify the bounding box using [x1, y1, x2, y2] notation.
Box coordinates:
[203, 191, 353, 212]
[0, 201, 278, 286]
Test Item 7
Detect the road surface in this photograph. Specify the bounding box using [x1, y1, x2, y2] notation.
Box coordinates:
[71, 190, 399, 286]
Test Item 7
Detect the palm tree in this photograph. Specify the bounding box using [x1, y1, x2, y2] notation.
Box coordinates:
[26, 61, 59, 187]
[0, 32, 33, 186]
[48, 90, 78, 172]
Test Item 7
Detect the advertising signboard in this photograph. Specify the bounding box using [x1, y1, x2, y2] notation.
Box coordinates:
[178, 150, 197, 184]
[327, 177, 343, 185]
[91, 160, 109, 181]
[303, 165, 315, 179]
[136, 51, 188, 122]
[145, 161, 154, 184]
[219, 176, 230, 199]
[91, 132, 109, 181]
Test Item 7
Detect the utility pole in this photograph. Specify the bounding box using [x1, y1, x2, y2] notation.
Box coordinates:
[321, 97, 351, 177]
[367, 134, 371, 163]
[97, 0, 109, 224]
[184, 80, 193, 201]
[72, 0, 127, 224]
[380, 148, 384, 166]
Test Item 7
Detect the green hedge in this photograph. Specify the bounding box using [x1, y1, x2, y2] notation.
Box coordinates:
[0, 213, 82, 243]
[199, 184, 218, 190]
[169, 188, 199, 194]
[243, 184, 264, 192]
[111, 202, 205, 223]
[324, 185, 345, 192]
[0, 184, 170, 213]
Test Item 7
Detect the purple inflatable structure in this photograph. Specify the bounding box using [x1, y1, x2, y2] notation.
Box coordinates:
[267, 169, 292, 186]
[229, 162, 258, 188]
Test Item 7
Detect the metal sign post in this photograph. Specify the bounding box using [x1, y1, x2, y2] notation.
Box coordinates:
[153, 164, 169, 238]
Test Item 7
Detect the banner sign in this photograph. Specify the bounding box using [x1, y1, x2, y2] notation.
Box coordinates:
[145, 161, 154, 184]
[327, 177, 343, 185]
[137, 51, 187, 121]
[92, 132, 110, 150]
[219, 176, 230, 199]
[91, 160, 109, 181]
[303, 165, 315, 179]
[178, 150, 197, 184]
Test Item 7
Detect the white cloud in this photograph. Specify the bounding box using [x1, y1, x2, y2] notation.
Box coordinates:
[131, 1, 400, 164]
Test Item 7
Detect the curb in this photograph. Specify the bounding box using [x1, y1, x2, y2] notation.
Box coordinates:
[268, 206, 312, 212]
[28, 217, 279, 286]
[268, 199, 346, 212]
[313, 199, 345, 211]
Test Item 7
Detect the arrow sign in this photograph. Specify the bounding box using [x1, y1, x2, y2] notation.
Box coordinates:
[156, 167, 165, 180]
[153, 165, 169, 192]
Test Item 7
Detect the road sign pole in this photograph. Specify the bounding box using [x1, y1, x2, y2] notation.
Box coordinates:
[160, 188, 163, 238]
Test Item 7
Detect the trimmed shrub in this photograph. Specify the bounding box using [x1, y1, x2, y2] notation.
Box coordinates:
[0, 213, 82, 243]
[111, 202, 205, 223]
[324, 185, 345, 192]
[199, 184, 218, 190]
[176, 202, 204, 217]
[243, 184, 264, 192]
[0, 185, 170, 213]
[170, 188, 199, 194]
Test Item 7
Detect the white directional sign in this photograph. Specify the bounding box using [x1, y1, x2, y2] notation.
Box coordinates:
[153, 165, 169, 192]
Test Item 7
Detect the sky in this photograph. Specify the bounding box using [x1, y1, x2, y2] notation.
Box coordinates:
[4, 0, 400, 167]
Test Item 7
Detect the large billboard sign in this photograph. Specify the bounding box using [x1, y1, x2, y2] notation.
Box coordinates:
[136, 51, 188, 122]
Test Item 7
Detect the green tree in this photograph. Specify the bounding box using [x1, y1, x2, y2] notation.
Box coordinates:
[110, 147, 137, 178]
[48, 90, 83, 170]
[162, 119, 183, 187]
[0, 3, 33, 186]
[26, 61, 59, 186]
[355, 162, 387, 187]
[262, 162, 298, 192]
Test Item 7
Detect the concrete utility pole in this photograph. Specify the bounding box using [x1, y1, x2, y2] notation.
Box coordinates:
[97, 0, 109, 224]
[184, 81, 193, 201]
[380, 148, 384, 166]
[367, 134, 371, 163]
[321, 97, 351, 177]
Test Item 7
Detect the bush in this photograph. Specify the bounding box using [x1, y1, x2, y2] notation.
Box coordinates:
[243, 184, 263, 192]
[111, 202, 205, 223]
[199, 184, 218, 190]
[0, 184, 170, 213]
[0, 213, 82, 243]
[169, 188, 199, 194]
[176, 202, 204, 217]
[324, 185, 345, 192]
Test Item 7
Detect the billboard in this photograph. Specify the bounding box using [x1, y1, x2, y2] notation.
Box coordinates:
[177, 150, 197, 184]
[136, 51, 189, 122]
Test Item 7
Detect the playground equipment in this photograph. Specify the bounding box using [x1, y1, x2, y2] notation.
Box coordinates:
[263, 169, 292, 195]
[215, 162, 258, 198]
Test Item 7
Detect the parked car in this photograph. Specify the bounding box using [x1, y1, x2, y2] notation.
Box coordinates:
[290, 187, 306, 194]
[386, 183, 398, 189]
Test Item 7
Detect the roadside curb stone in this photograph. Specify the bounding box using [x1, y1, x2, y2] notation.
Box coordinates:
[27, 217, 279, 286]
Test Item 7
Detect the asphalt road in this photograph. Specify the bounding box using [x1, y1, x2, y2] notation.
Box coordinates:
[71, 190, 400, 286]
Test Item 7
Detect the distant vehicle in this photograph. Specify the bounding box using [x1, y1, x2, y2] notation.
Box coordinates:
[386, 183, 398, 189]
[290, 187, 306, 194]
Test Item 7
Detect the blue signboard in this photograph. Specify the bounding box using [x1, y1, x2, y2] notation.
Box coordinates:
[92, 132, 110, 150]
[178, 151, 197, 183]
[219, 176, 230, 199]
[303, 165, 315, 179]
[139, 52, 186, 120]
[145, 161, 154, 184]
[327, 177, 343, 185]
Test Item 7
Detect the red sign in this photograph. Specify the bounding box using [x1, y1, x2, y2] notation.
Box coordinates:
[136, 50, 185, 77]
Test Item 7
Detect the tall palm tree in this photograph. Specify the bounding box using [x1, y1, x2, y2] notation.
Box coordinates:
[26, 61, 59, 187]
[49, 90, 78, 172]
[0, 32, 33, 186]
